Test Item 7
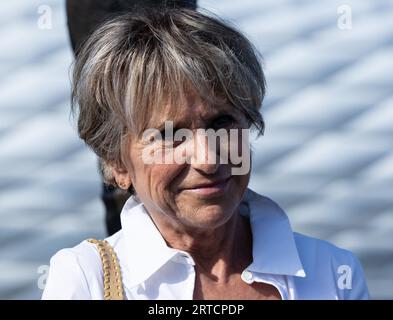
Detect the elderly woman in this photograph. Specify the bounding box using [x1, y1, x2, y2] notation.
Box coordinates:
[42, 8, 369, 300]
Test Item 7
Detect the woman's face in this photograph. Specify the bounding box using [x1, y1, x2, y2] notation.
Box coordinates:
[116, 93, 251, 231]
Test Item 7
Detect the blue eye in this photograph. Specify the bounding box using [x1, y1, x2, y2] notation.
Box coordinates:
[159, 128, 185, 147]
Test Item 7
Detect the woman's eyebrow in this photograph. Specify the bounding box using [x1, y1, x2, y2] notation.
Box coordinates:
[153, 120, 185, 132]
[152, 108, 236, 132]
[204, 108, 239, 122]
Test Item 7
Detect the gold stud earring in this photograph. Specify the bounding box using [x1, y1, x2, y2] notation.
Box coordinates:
[118, 181, 127, 189]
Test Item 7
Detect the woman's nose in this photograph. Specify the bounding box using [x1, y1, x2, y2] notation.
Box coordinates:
[189, 130, 220, 174]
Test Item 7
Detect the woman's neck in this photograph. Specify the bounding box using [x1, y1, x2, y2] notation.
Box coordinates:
[150, 210, 253, 282]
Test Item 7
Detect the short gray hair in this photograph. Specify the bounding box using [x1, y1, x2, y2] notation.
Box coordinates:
[71, 8, 266, 186]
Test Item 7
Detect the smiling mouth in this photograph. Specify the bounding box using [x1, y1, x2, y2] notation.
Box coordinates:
[181, 177, 231, 196]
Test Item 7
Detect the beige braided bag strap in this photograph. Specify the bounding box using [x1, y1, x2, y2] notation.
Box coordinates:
[87, 238, 125, 300]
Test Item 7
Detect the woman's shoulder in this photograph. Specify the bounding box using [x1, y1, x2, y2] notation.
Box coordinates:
[294, 232, 357, 261]
[293, 232, 370, 299]
[41, 231, 123, 300]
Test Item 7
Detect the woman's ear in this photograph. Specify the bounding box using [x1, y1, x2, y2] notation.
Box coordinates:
[111, 163, 132, 190]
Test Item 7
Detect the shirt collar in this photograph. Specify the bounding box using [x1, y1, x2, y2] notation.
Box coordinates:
[120, 188, 306, 288]
[120, 196, 180, 288]
[240, 188, 306, 278]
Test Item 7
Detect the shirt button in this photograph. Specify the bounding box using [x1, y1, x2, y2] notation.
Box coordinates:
[242, 270, 253, 282]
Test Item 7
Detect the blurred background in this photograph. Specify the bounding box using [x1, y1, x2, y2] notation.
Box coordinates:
[0, 0, 392, 299]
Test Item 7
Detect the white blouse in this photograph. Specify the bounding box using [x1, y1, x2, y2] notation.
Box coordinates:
[42, 189, 369, 300]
